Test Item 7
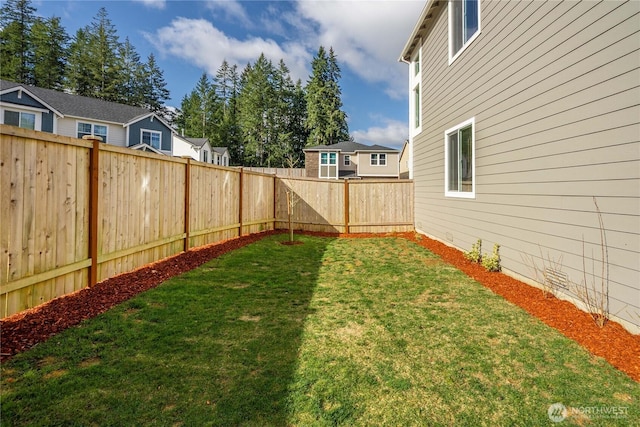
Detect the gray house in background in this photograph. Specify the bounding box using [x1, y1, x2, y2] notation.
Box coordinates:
[304, 141, 400, 179]
[400, 1, 639, 332]
[0, 79, 174, 153]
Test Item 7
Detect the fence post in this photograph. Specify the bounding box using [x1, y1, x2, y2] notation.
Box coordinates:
[85, 136, 101, 287]
[273, 175, 277, 230]
[344, 179, 350, 234]
[183, 157, 191, 252]
[238, 167, 244, 236]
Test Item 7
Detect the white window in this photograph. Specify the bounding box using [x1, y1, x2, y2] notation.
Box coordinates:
[141, 129, 162, 150]
[203, 150, 208, 163]
[4, 110, 35, 130]
[410, 46, 422, 135]
[344, 154, 351, 166]
[370, 153, 387, 166]
[449, 0, 481, 64]
[77, 122, 107, 142]
[444, 117, 475, 198]
[320, 152, 338, 179]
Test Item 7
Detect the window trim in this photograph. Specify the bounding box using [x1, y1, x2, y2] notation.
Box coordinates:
[141, 128, 162, 150]
[444, 117, 476, 199]
[344, 154, 351, 166]
[409, 44, 422, 135]
[77, 121, 108, 142]
[370, 153, 387, 166]
[448, 0, 481, 65]
[2, 106, 42, 131]
[319, 151, 338, 179]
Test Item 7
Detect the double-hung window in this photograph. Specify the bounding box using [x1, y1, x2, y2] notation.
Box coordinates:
[344, 154, 351, 166]
[4, 110, 36, 130]
[444, 118, 475, 198]
[141, 129, 162, 150]
[77, 122, 107, 142]
[410, 45, 422, 134]
[320, 152, 338, 179]
[370, 153, 387, 166]
[449, 0, 481, 64]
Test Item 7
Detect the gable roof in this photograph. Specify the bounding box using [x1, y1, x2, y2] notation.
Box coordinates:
[304, 141, 398, 153]
[212, 146, 229, 155]
[0, 79, 151, 124]
[184, 137, 209, 148]
[399, 0, 444, 62]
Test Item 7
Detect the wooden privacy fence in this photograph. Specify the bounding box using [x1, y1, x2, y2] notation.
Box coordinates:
[1, 125, 413, 317]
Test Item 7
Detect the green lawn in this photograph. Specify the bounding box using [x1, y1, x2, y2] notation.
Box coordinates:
[1, 235, 638, 426]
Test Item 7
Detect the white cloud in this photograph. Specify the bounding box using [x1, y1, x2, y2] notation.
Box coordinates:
[133, 0, 166, 10]
[352, 118, 408, 149]
[293, 0, 425, 98]
[146, 17, 312, 82]
[205, 0, 251, 27]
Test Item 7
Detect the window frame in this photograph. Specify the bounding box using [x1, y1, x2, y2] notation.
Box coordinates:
[344, 154, 351, 166]
[2, 107, 40, 131]
[319, 151, 338, 179]
[370, 153, 387, 166]
[444, 117, 476, 199]
[448, 0, 481, 65]
[77, 121, 108, 142]
[141, 129, 162, 150]
[409, 45, 422, 135]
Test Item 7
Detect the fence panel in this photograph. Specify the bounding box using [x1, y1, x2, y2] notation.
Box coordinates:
[189, 164, 240, 248]
[348, 180, 414, 233]
[276, 178, 345, 233]
[241, 170, 276, 235]
[1, 128, 91, 317]
[97, 146, 186, 281]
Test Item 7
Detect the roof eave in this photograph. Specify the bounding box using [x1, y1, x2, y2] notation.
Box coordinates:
[398, 0, 442, 62]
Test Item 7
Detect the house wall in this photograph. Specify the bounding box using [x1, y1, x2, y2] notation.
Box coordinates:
[57, 117, 127, 146]
[357, 152, 400, 177]
[172, 135, 199, 160]
[340, 152, 358, 174]
[410, 0, 640, 331]
[0, 91, 54, 132]
[305, 151, 320, 178]
[128, 117, 172, 151]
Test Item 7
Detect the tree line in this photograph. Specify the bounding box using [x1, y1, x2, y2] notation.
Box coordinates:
[1, 0, 351, 167]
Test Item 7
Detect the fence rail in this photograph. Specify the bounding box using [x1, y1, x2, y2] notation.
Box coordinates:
[1, 125, 413, 317]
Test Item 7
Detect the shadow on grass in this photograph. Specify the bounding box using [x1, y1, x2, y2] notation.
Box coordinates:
[0, 233, 332, 426]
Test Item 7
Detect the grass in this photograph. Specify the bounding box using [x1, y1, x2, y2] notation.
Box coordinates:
[1, 234, 638, 426]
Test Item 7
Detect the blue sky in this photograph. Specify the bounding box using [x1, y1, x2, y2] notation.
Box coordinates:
[33, 0, 425, 149]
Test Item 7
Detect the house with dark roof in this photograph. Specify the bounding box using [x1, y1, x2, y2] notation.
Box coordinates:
[0, 79, 174, 154]
[303, 141, 400, 179]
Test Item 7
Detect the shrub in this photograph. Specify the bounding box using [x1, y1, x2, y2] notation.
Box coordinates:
[482, 244, 501, 272]
[464, 239, 482, 264]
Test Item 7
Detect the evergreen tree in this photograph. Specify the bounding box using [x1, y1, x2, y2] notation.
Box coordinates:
[305, 46, 349, 146]
[66, 28, 94, 96]
[115, 37, 145, 105]
[0, 0, 36, 83]
[214, 61, 242, 164]
[88, 7, 122, 101]
[237, 54, 276, 166]
[31, 16, 68, 90]
[175, 73, 220, 139]
[143, 53, 170, 112]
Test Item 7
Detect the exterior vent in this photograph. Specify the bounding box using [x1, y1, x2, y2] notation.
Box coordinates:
[545, 268, 568, 289]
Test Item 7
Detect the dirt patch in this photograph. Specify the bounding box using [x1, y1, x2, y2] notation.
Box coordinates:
[1, 230, 638, 384]
[280, 240, 304, 246]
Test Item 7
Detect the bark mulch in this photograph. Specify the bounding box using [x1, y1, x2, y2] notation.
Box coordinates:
[2, 230, 638, 383]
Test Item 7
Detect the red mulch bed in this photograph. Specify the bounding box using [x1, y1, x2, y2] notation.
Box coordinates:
[2, 230, 638, 383]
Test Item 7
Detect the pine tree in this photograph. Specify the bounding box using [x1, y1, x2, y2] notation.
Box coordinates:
[0, 0, 36, 83]
[88, 7, 122, 101]
[237, 54, 276, 166]
[31, 16, 68, 90]
[305, 46, 349, 146]
[115, 37, 145, 105]
[66, 28, 94, 96]
[143, 53, 170, 113]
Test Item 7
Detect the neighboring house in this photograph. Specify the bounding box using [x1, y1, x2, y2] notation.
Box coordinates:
[212, 146, 230, 166]
[399, 140, 410, 179]
[173, 135, 214, 163]
[0, 79, 174, 154]
[304, 141, 400, 179]
[400, 1, 639, 332]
